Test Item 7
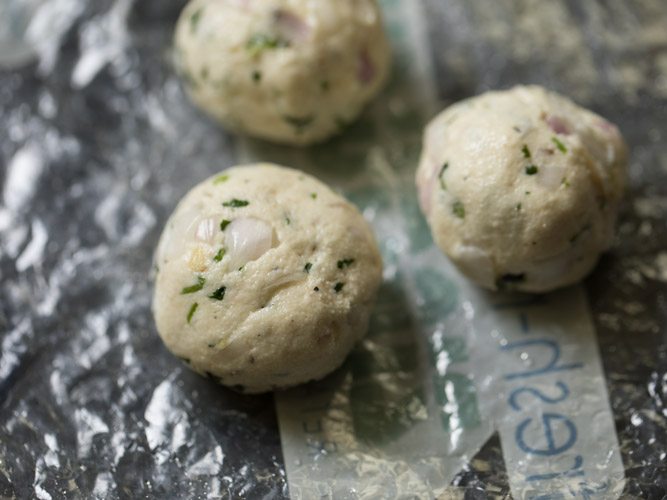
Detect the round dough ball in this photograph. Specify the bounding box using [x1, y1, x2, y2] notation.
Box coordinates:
[174, 0, 391, 145]
[416, 86, 628, 293]
[152, 164, 383, 393]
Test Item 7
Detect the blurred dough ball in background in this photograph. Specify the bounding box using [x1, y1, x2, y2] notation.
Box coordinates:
[174, 0, 391, 145]
[152, 164, 383, 393]
[416, 85, 628, 293]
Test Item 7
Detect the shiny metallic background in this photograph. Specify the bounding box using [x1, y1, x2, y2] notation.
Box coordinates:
[1, 0, 666, 498]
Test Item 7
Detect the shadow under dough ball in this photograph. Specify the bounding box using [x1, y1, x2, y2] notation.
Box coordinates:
[174, 0, 391, 146]
[152, 164, 383, 393]
[416, 85, 628, 293]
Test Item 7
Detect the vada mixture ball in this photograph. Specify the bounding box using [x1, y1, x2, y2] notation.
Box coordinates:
[416, 86, 628, 293]
[174, 0, 391, 145]
[152, 164, 383, 393]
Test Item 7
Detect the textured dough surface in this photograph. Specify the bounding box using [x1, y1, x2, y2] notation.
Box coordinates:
[174, 0, 391, 145]
[416, 85, 628, 293]
[152, 164, 383, 393]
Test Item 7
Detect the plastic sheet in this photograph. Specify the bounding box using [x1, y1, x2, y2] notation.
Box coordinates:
[1, 0, 666, 498]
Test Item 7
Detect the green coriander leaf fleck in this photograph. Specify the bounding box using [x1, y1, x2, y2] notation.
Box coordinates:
[304, 262, 313, 273]
[252, 70, 262, 83]
[208, 286, 226, 301]
[284, 115, 314, 132]
[337, 258, 355, 269]
[181, 276, 206, 294]
[246, 33, 290, 55]
[187, 303, 199, 323]
[334, 282, 344, 293]
[552, 136, 568, 154]
[222, 199, 249, 208]
[439, 162, 449, 190]
[570, 223, 592, 244]
[190, 8, 203, 33]
[522, 145, 531, 159]
[525, 165, 539, 175]
[320, 80, 330, 91]
[213, 174, 229, 185]
[310, 193, 317, 199]
[213, 248, 226, 262]
[516, 203, 522, 211]
[496, 273, 526, 291]
[452, 201, 465, 219]
[220, 219, 231, 231]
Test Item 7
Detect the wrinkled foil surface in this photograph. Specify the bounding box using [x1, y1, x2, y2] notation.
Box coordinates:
[1, 0, 666, 498]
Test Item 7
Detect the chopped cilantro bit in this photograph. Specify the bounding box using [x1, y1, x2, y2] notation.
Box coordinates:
[181, 276, 205, 294]
[561, 177, 571, 187]
[213, 248, 226, 262]
[220, 219, 231, 231]
[246, 34, 290, 55]
[304, 262, 313, 273]
[222, 199, 249, 207]
[522, 145, 531, 159]
[516, 203, 522, 211]
[190, 8, 203, 33]
[452, 201, 465, 219]
[496, 273, 526, 290]
[337, 258, 355, 269]
[334, 282, 344, 293]
[525, 165, 539, 175]
[310, 193, 317, 199]
[320, 80, 330, 91]
[187, 303, 199, 323]
[285, 216, 291, 225]
[284, 115, 314, 132]
[314, 286, 320, 292]
[208, 286, 226, 301]
[439, 162, 449, 190]
[552, 137, 568, 154]
[213, 174, 229, 184]
[252, 70, 262, 83]
[570, 224, 592, 243]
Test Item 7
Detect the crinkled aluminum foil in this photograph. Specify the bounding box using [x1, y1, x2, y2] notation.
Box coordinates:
[0, 0, 666, 498]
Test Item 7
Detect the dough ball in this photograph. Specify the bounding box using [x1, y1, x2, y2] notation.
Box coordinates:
[152, 164, 383, 393]
[174, 0, 391, 145]
[416, 86, 628, 293]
